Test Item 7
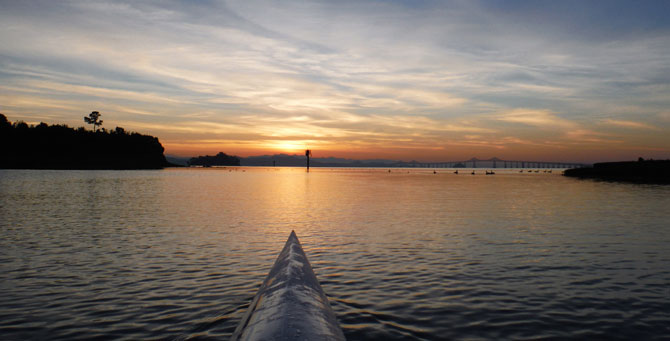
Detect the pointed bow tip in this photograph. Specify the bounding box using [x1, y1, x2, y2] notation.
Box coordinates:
[289, 230, 299, 241]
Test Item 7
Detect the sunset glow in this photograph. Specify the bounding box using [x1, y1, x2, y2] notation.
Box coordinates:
[1, 1, 669, 162]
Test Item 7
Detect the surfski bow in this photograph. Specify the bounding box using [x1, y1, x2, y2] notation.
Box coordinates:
[231, 231, 345, 341]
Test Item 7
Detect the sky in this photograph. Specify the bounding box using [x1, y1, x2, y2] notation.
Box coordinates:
[1, 0, 669, 162]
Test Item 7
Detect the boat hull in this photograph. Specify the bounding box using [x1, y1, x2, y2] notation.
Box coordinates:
[231, 231, 345, 341]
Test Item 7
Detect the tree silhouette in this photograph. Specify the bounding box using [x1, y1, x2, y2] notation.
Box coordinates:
[188, 152, 240, 166]
[84, 111, 103, 132]
[1, 115, 170, 169]
[0, 113, 9, 128]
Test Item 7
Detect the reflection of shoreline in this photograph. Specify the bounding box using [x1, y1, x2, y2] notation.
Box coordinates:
[564, 159, 670, 184]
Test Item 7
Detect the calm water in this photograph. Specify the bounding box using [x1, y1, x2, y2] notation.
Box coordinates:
[1, 168, 669, 340]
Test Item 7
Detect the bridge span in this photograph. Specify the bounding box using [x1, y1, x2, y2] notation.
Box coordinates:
[409, 157, 588, 169]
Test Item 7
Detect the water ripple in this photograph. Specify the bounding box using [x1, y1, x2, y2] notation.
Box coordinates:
[1, 169, 669, 339]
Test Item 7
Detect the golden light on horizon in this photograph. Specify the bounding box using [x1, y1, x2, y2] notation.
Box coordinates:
[268, 140, 308, 154]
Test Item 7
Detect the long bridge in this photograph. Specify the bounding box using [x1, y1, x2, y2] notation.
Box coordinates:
[408, 157, 588, 169]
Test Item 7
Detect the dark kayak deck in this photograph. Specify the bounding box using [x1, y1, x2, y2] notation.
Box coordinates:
[231, 231, 345, 341]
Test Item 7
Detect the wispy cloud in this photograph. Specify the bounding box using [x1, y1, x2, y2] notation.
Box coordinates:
[496, 109, 576, 129]
[1, 0, 669, 161]
[602, 119, 659, 130]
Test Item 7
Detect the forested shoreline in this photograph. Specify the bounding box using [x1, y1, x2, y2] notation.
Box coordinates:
[188, 152, 241, 166]
[0, 114, 170, 170]
[564, 159, 670, 184]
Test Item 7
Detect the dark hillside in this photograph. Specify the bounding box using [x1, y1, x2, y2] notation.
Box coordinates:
[564, 159, 670, 184]
[188, 152, 240, 166]
[0, 114, 170, 170]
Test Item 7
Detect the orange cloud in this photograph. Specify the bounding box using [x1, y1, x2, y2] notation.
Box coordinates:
[602, 119, 659, 130]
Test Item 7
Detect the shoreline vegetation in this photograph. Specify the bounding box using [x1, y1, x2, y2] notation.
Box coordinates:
[188, 152, 241, 167]
[564, 159, 670, 184]
[3, 114, 668, 179]
[1, 114, 173, 170]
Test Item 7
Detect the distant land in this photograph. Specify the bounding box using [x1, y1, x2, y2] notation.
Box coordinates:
[1, 114, 171, 170]
[241, 154, 404, 167]
[168, 153, 584, 169]
[166, 153, 411, 168]
[564, 159, 670, 184]
[188, 152, 241, 167]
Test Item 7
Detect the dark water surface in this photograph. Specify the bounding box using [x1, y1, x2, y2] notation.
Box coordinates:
[1, 168, 669, 340]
